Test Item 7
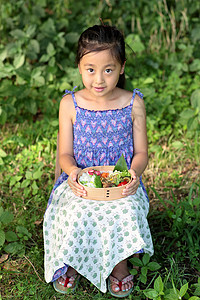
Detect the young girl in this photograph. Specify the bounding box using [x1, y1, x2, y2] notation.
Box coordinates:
[43, 24, 154, 298]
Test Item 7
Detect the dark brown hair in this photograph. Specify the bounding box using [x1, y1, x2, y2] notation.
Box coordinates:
[76, 25, 126, 88]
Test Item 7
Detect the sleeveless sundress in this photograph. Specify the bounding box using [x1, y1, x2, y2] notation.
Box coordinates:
[43, 87, 154, 293]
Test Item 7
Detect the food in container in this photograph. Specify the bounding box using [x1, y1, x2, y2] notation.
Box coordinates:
[77, 155, 132, 200]
[79, 169, 131, 188]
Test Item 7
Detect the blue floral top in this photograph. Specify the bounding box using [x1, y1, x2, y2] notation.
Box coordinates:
[47, 87, 148, 208]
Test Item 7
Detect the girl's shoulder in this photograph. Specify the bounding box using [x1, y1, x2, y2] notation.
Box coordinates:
[133, 93, 145, 107]
[132, 94, 146, 121]
[117, 88, 144, 108]
[60, 93, 75, 109]
[59, 93, 76, 120]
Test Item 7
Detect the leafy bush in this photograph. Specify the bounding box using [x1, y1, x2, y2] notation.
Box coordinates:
[0, 0, 200, 141]
[0, 206, 31, 256]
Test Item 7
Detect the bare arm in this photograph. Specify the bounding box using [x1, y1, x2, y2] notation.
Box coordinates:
[59, 94, 77, 174]
[122, 95, 148, 196]
[130, 94, 148, 177]
[58, 94, 86, 197]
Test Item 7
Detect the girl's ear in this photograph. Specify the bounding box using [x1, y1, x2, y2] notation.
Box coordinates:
[78, 64, 82, 74]
[120, 61, 126, 74]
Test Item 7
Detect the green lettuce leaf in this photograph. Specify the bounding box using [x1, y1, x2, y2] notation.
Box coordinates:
[113, 154, 128, 172]
[94, 174, 103, 188]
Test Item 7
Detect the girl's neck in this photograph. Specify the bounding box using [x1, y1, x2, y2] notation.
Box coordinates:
[76, 88, 132, 111]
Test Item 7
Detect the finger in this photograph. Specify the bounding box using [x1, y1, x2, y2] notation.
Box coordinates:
[72, 175, 77, 181]
[75, 190, 87, 197]
[69, 178, 84, 190]
[122, 184, 139, 195]
[124, 181, 139, 191]
[69, 181, 87, 196]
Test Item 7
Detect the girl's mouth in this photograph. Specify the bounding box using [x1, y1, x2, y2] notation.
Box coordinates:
[94, 87, 105, 92]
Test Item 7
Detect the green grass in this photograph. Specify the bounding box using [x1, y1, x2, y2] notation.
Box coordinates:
[0, 121, 200, 299]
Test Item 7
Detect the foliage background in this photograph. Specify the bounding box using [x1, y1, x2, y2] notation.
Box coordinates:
[0, 0, 200, 299]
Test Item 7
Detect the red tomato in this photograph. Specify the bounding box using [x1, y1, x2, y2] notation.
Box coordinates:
[94, 170, 101, 176]
[117, 180, 128, 187]
[88, 170, 94, 175]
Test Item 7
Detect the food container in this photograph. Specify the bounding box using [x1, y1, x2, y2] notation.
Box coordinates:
[78, 166, 131, 201]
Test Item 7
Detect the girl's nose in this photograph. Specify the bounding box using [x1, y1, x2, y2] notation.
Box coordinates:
[95, 72, 104, 84]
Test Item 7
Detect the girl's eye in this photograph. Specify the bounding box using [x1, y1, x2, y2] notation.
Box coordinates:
[105, 69, 112, 74]
[87, 68, 94, 73]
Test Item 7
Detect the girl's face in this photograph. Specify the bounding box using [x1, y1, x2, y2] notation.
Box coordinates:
[78, 49, 125, 98]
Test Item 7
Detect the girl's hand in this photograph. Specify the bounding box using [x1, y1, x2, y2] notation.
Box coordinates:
[122, 169, 140, 196]
[68, 167, 87, 197]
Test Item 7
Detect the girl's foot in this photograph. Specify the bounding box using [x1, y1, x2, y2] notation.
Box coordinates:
[109, 259, 134, 293]
[57, 267, 78, 288]
[53, 267, 80, 294]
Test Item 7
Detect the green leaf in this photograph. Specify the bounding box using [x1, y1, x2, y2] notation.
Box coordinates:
[47, 43, 56, 56]
[10, 176, 23, 186]
[27, 100, 37, 114]
[94, 175, 102, 188]
[10, 29, 26, 39]
[32, 181, 39, 190]
[0, 211, 14, 225]
[191, 25, 200, 42]
[0, 49, 7, 62]
[188, 297, 200, 300]
[171, 141, 184, 149]
[27, 39, 40, 59]
[0, 109, 7, 125]
[33, 76, 45, 87]
[0, 79, 17, 97]
[5, 231, 18, 242]
[129, 257, 143, 267]
[0, 230, 5, 246]
[140, 274, 147, 284]
[149, 145, 163, 154]
[143, 289, 158, 299]
[164, 293, 179, 300]
[142, 253, 150, 265]
[188, 117, 198, 131]
[65, 32, 80, 44]
[33, 169, 43, 180]
[147, 262, 161, 271]
[26, 171, 33, 180]
[130, 268, 138, 276]
[189, 59, 200, 72]
[179, 109, 194, 125]
[126, 34, 145, 54]
[180, 283, 188, 297]
[191, 89, 200, 110]
[0, 149, 7, 157]
[4, 242, 24, 254]
[21, 179, 31, 188]
[144, 77, 154, 84]
[141, 266, 148, 276]
[16, 226, 31, 238]
[50, 120, 59, 127]
[48, 56, 55, 67]
[39, 54, 49, 62]
[0, 207, 3, 217]
[113, 154, 128, 172]
[13, 54, 25, 69]
[30, 40, 40, 53]
[154, 276, 163, 293]
[26, 25, 36, 37]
